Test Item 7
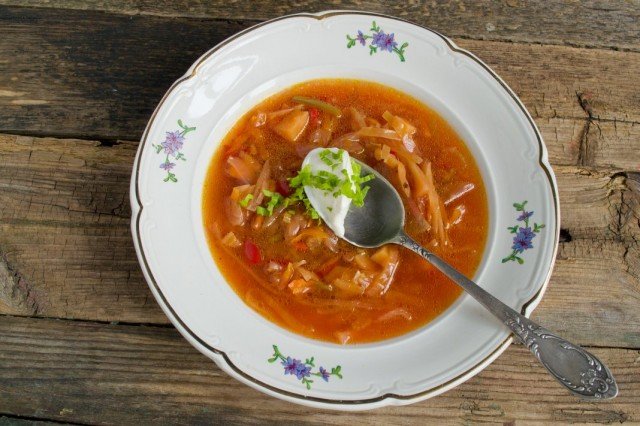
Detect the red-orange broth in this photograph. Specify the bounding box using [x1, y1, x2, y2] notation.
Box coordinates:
[203, 79, 488, 344]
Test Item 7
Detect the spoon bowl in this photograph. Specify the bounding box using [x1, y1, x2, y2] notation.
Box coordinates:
[341, 162, 405, 248]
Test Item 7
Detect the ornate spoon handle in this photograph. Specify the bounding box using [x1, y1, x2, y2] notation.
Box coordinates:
[395, 232, 618, 400]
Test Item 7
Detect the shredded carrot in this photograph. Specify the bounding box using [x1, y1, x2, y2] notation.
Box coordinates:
[348, 107, 367, 130]
[381, 138, 423, 164]
[377, 308, 413, 322]
[382, 110, 417, 139]
[295, 265, 321, 282]
[322, 265, 348, 284]
[279, 263, 295, 289]
[371, 246, 396, 266]
[290, 226, 328, 243]
[419, 161, 449, 245]
[405, 160, 429, 198]
[332, 277, 364, 297]
[354, 253, 378, 271]
[288, 279, 313, 295]
[317, 257, 340, 277]
[397, 161, 410, 197]
[365, 117, 381, 128]
[357, 127, 401, 140]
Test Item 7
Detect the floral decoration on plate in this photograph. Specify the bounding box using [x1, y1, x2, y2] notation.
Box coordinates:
[152, 119, 196, 182]
[346, 21, 409, 62]
[268, 345, 343, 389]
[502, 201, 545, 264]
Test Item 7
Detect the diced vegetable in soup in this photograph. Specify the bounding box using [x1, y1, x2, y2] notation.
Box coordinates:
[203, 79, 488, 344]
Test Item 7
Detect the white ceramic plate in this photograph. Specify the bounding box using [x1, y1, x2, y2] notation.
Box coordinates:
[130, 11, 559, 410]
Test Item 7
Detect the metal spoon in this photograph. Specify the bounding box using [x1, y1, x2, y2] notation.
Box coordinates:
[305, 156, 618, 400]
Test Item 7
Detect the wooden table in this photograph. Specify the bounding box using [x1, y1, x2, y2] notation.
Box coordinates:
[1, 1, 638, 424]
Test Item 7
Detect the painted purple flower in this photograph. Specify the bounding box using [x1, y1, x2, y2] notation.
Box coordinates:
[160, 130, 185, 156]
[318, 367, 330, 382]
[295, 363, 311, 380]
[160, 161, 175, 171]
[517, 211, 534, 222]
[373, 32, 398, 52]
[356, 30, 367, 46]
[512, 227, 536, 252]
[281, 357, 300, 376]
[372, 31, 386, 49]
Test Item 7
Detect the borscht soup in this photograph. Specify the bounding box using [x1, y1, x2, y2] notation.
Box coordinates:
[203, 79, 488, 344]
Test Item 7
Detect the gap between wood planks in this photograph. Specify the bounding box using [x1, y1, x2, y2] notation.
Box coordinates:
[0, 413, 88, 425]
[0, 312, 176, 329]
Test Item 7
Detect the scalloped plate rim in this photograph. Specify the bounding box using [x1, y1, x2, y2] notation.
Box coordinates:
[129, 10, 560, 410]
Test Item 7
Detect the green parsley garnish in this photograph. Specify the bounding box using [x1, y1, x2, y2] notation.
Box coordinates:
[237, 149, 374, 220]
[238, 193, 253, 207]
[255, 189, 284, 216]
[319, 149, 344, 170]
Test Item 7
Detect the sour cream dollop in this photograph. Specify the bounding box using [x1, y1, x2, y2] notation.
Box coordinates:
[302, 148, 355, 238]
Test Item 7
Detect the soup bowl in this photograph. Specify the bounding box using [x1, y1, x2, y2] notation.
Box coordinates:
[130, 11, 559, 410]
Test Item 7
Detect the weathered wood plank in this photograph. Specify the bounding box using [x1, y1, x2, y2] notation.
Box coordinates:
[0, 134, 166, 323]
[0, 6, 638, 141]
[534, 239, 640, 348]
[583, 120, 640, 170]
[454, 39, 640, 124]
[0, 0, 638, 52]
[555, 166, 640, 242]
[0, 6, 248, 141]
[0, 315, 637, 424]
[0, 133, 639, 347]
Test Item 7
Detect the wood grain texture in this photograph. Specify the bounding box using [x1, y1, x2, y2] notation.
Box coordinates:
[0, 6, 638, 140]
[0, 134, 166, 323]
[0, 0, 638, 52]
[0, 133, 639, 347]
[534, 239, 640, 348]
[0, 6, 248, 141]
[0, 315, 637, 424]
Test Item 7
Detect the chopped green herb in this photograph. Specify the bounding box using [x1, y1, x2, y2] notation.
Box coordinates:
[319, 148, 344, 170]
[244, 149, 374, 220]
[261, 189, 283, 216]
[238, 193, 254, 208]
